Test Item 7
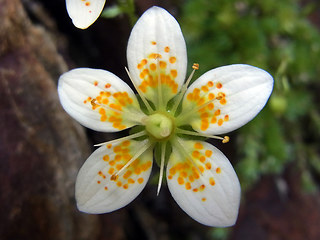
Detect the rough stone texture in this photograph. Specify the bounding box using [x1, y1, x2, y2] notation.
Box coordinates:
[0, 0, 99, 239]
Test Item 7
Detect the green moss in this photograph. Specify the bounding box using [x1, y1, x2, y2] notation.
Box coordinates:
[181, 0, 320, 193]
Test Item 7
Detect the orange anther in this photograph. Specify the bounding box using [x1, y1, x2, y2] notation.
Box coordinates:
[192, 63, 199, 70]
[222, 136, 230, 144]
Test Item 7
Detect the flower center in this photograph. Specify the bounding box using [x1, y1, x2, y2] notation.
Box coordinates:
[145, 113, 174, 141]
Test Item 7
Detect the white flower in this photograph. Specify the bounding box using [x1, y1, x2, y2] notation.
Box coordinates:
[58, 6, 273, 227]
[66, 0, 106, 29]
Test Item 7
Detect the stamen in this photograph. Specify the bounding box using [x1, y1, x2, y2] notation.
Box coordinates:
[222, 136, 230, 143]
[94, 130, 147, 147]
[157, 142, 166, 195]
[112, 140, 153, 178]
[192, 63, 199, 70]
[171, 63, 199, 114]
[125, 67, 154, 113]
[176, 128, 230, 143]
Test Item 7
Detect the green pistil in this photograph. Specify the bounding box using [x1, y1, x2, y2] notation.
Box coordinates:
[145, 113, 174, 141]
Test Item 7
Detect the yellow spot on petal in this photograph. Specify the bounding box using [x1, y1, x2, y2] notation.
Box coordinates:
[208, 93, 215, 100]
[216, 82, 222, 89]
[150, 63, 156, 71]
[210, 177, 215, 186]
[205, 150, 212, 158]
[216, 167, 221, 174]
[169, 56, 176, 64]
[192, 151, 200, 158]
[138, 178, 144, 184]
[201, 85, 209, 92]
[205, 162, 212, 170]
[202, 197, 206, 202]
[214, 109, 221, 116]
[220, 98, 227, 105]
[159, 61, 167, 69]
[207, 81, 214, 87]
[164, 46, 170, 52]
[178, 177, 184, 185]
[208, 103, 214, 110]
[195, 142, 203, 149]
[108, 168, 114, 175]
[170, 69, 177, 78]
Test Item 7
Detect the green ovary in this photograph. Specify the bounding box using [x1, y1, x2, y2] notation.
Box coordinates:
[145, 113, 174, 140]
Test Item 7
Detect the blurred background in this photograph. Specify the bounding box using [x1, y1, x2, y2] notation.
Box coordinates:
[1, 0, 320, 239]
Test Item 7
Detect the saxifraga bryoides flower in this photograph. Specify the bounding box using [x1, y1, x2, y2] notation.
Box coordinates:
[58, 6, 273, 227]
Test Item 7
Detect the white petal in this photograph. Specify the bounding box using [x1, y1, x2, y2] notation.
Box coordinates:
[167, 139, 241, 227]
[66, 0, 105, 29]
[76, 139, 153, 213]
[181, 64, 274, 134]
[58, 68, 144, 132]
[127, 6, 187, 104]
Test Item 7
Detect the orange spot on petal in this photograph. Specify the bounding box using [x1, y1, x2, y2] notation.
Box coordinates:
[169, 56, 176, 64]
[195, 142, 203, 149]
